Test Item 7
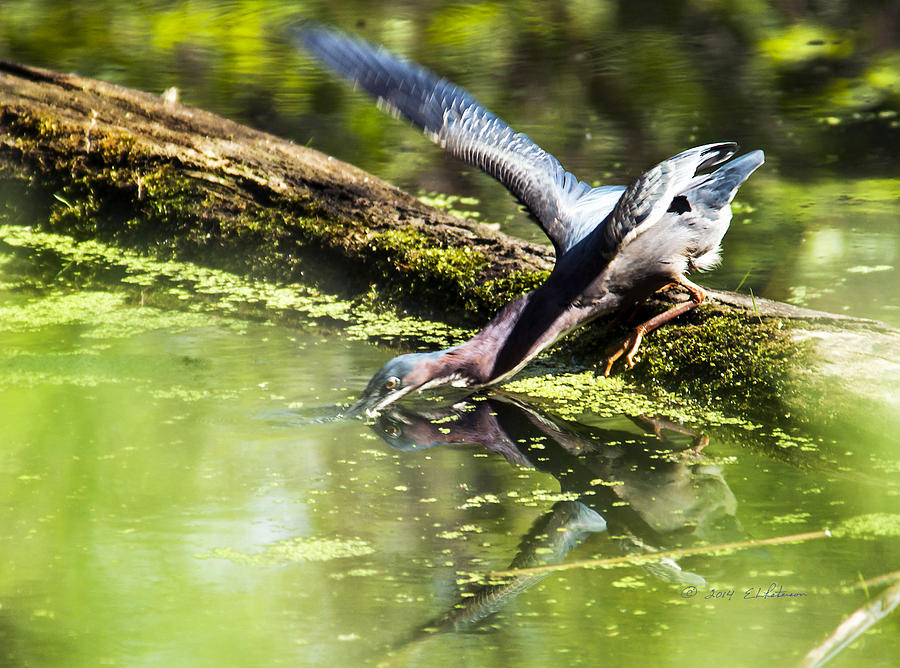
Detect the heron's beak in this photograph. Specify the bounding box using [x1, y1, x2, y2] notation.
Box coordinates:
[343, 384, 417, 418]
[343, 393, 380, 419]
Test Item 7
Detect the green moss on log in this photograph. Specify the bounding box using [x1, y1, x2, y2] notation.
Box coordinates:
[627, 308, 808, 409]
[532, 302, 810, 425]
[1, 106, 541, 322]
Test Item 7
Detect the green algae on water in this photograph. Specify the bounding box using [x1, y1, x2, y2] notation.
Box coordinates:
[196, 536, 376, 566]
[833, 514, 900, 539]
[0, 291, 222, 339]
[0, 223, 469, 348]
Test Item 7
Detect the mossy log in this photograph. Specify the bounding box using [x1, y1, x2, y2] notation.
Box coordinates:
[1, 61, 897, 436]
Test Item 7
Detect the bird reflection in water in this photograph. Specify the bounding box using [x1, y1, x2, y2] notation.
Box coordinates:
[370, 394, 745, 640]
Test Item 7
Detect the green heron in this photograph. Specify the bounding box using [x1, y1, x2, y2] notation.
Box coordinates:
[295, 25, 764, 416]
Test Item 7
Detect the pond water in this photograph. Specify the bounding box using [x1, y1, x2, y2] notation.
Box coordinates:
[2, 227, 899, 667]
[2, 2, 900, 667]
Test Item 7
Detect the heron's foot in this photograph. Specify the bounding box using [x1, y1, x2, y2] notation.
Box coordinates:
[602, 277, 707, 376]
[602, 326, 646, 376]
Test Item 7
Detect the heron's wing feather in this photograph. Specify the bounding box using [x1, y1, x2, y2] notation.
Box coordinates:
[295, 25, 602, 256]
[561, 184, 628, 250]
[598, 143, 736, 256]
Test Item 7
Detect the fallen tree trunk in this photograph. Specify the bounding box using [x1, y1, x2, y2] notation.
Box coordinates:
[0, 61, 554, 315]
[1, 61, 897, 437]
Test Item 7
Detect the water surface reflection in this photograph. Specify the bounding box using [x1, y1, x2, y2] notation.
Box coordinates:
[369, 394, 751, 644]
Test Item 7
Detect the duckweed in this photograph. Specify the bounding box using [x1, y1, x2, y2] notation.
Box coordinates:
[0, 224, 468, 347]
[196, 536, 376, 565]
[834, 513, 900, 539]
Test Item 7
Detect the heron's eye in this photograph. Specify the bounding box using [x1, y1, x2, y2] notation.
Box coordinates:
[384, 376, 400, 391]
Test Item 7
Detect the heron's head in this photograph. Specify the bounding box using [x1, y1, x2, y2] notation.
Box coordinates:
[345, 350, 465, 417]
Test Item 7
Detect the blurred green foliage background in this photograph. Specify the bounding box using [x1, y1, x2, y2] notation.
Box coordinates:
[2, 0, 897, 175]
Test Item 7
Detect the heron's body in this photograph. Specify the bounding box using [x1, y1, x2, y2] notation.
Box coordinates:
[294, 25, 764, 415]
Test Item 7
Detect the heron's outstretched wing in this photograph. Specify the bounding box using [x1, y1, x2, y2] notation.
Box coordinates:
[598, 143, 736, 257]
[294, 24, 612, 257]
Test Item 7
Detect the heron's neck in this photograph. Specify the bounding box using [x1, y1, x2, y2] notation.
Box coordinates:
[433, 293, 566, 387]
[447, 288, 621, 387]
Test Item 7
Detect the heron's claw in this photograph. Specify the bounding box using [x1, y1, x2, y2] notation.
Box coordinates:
[602, 278, 707, 376]
[603, 326, 646, 376]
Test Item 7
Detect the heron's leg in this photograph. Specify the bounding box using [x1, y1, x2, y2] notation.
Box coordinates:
[602, 278, 706, 376]
[654, 281, 678, 295]
[606, 282, 677, 329]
